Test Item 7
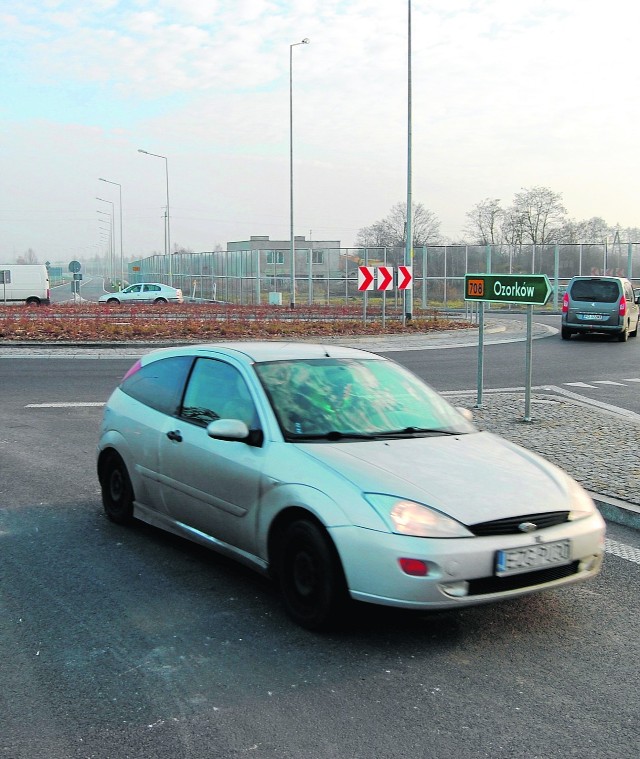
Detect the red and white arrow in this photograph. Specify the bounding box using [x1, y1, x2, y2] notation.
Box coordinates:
[377, 266, 394, 291]
[398, 265, 413, 290]
[357, 266, 375, 291]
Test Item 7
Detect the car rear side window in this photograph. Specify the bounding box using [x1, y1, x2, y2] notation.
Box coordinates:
[570, 280, 620, 303]
[120, 356, 194, 415]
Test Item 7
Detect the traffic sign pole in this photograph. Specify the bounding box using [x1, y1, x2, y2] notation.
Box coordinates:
[464, 273, 550, 421]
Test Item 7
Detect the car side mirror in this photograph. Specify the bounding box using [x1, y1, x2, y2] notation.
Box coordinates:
[206, 419, 263, 447]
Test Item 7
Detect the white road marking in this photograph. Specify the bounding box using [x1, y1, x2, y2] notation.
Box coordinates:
[565, 382, 596, 388]
[25, 402, 105, 408]
[605, 538, 640, 565]
[623, 378, 640, 383]
[592, 380, 625, 386]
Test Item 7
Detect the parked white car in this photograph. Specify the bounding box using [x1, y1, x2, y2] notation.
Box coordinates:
[99, 283, 183, 305]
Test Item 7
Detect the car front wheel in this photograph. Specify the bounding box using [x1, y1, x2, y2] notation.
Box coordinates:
[106, 298, 120, 305]
[154, 297, 168, 304]
[277, 519, 349, 631]
[100, 452, 134, 524]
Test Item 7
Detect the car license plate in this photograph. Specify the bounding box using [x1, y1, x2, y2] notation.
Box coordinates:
[495, 540, 571, 577]
[580, 313, 605, 321]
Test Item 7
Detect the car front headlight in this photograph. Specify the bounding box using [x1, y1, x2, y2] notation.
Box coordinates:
[566, 478, 597, 521]
[365, 494, 473, 538]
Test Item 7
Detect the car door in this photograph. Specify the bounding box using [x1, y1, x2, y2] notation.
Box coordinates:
[143, 284, 161, 302]
[157, 357, 265, 553]
[122, 284, 143, 302]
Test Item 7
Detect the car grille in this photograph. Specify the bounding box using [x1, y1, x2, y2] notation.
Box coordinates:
[468, 511, 570, 536]
[467, 561, 580, 596]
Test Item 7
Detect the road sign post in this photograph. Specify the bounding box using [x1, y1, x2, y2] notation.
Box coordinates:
[464, 274, 552, 420]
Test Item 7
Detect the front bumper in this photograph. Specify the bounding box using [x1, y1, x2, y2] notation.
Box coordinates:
[329, 512, 605, 609]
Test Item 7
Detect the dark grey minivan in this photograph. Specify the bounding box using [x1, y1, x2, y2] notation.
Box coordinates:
[561, 276, 640, 341]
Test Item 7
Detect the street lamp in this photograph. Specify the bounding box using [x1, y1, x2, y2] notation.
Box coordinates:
[289, 37, 309, 309]
[97, 198, 115, 281]
[138, 149, 172, 286]
[405, 0, 413, 321]
[99, 178, 124, 287]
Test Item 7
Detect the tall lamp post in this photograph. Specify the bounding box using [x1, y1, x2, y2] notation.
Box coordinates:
[405, 0, 413, 321]
[97, 198, 115, 281]
[289, 37, 309, 309]
[99, 178, 124, 287]
[138, 149, 172, 286]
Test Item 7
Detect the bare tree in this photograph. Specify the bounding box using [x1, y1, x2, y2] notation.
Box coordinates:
[500, 207, 525, 248]
[512, 186, 567, 244]
[355, 201, 442, 249]
[464, 198, 504, 245]
[16, 248, 38, 264]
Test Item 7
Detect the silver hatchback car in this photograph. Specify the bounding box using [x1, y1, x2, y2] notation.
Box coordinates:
[97, 342, 605, 629]
[561, 276, 640, 341]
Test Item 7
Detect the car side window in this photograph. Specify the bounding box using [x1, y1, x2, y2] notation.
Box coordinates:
[120, 356, 194, 415]
[144, 285, 160, 292]
[127, 285, 142, 293]
[180, 358, 258, 428]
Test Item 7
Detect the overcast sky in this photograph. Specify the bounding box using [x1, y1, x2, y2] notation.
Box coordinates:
[2, 0, 639, 264]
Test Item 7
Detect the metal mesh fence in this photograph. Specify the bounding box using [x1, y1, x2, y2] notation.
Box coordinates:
[125, 243, 640, 308]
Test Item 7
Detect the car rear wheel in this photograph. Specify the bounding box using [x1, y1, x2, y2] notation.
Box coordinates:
[106, 298, 120, 305]
[277, 519, 349, 630]
[154, 297, 168, 304]
[618, 324, 629, 342]
[561, 326, 573, 340]
[630, 318, 639, 338]
[100, 452, 134, 524]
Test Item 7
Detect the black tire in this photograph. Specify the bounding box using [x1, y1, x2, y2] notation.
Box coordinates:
[154, 297, 168, 304]
[107, 298, 120, 305]
[277, 519, 349, 631]
[618, 324, 629, 342]
[561, 326, 572, 340]
[100, 452, 134, 524]
[630, 317, 639, 338]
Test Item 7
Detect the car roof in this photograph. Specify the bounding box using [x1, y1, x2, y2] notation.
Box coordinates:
[569, 275, 627, 282]
[145, 341, 384, 364]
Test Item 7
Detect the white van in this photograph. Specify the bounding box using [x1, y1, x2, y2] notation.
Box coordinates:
[0, 264, 51, 305]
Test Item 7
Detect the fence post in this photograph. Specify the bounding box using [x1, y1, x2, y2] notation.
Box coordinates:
[553, 243, 559, 309]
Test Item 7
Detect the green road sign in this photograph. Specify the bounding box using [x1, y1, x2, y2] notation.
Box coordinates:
[464, 273, 552, 306]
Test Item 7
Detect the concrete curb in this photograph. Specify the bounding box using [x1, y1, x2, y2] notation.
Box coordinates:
[591, 495, 640, 531]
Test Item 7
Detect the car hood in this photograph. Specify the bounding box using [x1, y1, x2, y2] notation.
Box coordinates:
[298, 431, 572, 525]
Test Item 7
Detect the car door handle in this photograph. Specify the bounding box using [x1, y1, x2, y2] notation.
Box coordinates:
[166, 430, 183, 442]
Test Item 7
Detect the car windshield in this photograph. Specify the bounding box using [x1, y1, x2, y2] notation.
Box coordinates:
[570, 280, 620, 303]
[254, 358, 476, 440]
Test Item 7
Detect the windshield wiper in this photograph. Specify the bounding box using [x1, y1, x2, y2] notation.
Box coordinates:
[374, 426, 464, 437]
[287, 430, 379, 441]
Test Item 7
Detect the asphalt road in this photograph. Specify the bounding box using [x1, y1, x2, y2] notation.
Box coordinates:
[1, 335, 640, 758]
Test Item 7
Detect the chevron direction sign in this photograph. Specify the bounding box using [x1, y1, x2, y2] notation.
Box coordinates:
[464, 273, 552, 305]
[377, 266, 394, 290]
[398, 265, 413, 290]
[357, 266, 375, 291]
